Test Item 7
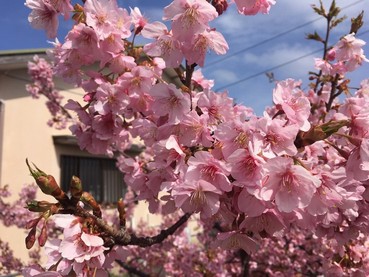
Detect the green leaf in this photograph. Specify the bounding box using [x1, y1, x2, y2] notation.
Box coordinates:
[311, 0, 326, 17]
[330, 16, 347, 29]
[306, 31, 324, 43]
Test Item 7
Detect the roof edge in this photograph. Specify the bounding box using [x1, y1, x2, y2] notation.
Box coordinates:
[0, 48, 49, 57]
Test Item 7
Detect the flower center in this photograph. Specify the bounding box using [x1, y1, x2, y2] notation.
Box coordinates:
[190, 189, 207, 208]
[201, 165, 218, 180]
[281, 172, 295, 192]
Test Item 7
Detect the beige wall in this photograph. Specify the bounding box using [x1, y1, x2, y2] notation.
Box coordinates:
[0, 69, 81, 189]
[0, 67, 85, 263]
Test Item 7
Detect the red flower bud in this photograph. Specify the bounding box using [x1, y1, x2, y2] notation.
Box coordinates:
[26, 159, 68, 203]
[81, 192, 102, 218]
[26, 217, 41, 229]
[38, 223, 48, 247]
[294, 120, 349, 148]
[212, 0, 228, 15]
[70, 176, 83, 205]
[26, 200, 52, 212]
[25, 227, 37, 249]
[117, 198, 126, 228]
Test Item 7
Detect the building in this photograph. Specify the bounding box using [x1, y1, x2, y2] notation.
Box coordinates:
[0, 49, 183, 264]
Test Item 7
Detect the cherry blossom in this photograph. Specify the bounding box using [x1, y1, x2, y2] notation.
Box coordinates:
[150, 83, 191, 124]
[172, 179, 222, 218]
[234, 0, 276, 15]
[163, 0, 218, 41]
[260, 157, 321, 213]
[25, 0, 59, 38]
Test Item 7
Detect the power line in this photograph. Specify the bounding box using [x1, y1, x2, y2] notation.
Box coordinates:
[214, 29, 369, 91]
[206, 0, 365, 67]
[215, 48, 321, 91]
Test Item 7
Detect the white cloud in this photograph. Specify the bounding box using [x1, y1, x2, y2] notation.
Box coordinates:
[209, 69, 239, 84]
[242, 43, 315, 70]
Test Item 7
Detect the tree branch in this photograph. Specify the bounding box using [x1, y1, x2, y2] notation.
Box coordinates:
[115, 260, 150, 277]
[75, 207, 192, 248]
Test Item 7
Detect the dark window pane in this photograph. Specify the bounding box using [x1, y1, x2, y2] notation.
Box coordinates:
[60, 155, 125, 203]
[60, 156, 79, 191]
[80, 158, 102, 202]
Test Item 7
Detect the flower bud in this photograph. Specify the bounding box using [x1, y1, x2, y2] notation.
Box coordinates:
[212, 0, 228, 15]
[26, 159, 68, 203]
[81, 192, 102, 218]
[295, 120, 349, 148]
[72, 4, 86, 23]
[38, 223, 48, 247]
[117, 198, 126, 228]
[26, 200, 52, 212]
[25, 227, 37, 249]
[70, 176, 83, 205]
[26, 217, 41, 229]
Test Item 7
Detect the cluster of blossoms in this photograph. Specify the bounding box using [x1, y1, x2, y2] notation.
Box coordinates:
[21, 0, 369, 276]
[24, 214, 109, 277]
[26, 55, 68, 129]
[0, 184, 41, 274]
[0, 184, 37, 229]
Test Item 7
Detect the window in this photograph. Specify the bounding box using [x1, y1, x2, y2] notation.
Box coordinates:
[60, 155, 126, 204]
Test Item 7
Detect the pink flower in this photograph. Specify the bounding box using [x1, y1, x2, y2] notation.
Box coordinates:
[197, 90, 235, 125]
[172, 179, 222, 218]
[237, 188, 266, 216]
[130, 118, 158, 146]
[256, 117, 298, 157]
[142, 21, 184, 68]
[84, 0, 131, 39]
[213, 118, 255, 159]
[329, 33, 369, 72]
[186, 151, 231, 192]
[213, 231, 259, 254]
[240, 210, 285, 236]
[260, 157, 321, 213]
[273, 79, 311, 131]
[118, 66, 154, 96]
[94, 81, 129, 115]
[315, 58, 334, 75]
[307, 171, 343, 216]
[151, 135, 187, 174]
[191, 69, 214, 90]
[130, 7, 148, 34]
[179, 111, 213, 147]
[163, 0, 218, 41]
[346, 138, 369, 181]
[25, 0, 59, 38]
[50, 0, 73, 20]
[98, 33, 126, 63]
[150, 83, 191, 124]
[65, 23, 99, 54]
[50, 215, 108, 276]
[183, 28, 228, 67]
[226, 143, 264, 186]
[106, 53, 136, 75]
[234, 0, 276, 15]
[334, 33, 367, 62]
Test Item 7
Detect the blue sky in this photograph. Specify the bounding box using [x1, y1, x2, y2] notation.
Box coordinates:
[1, 0, 368, 114]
